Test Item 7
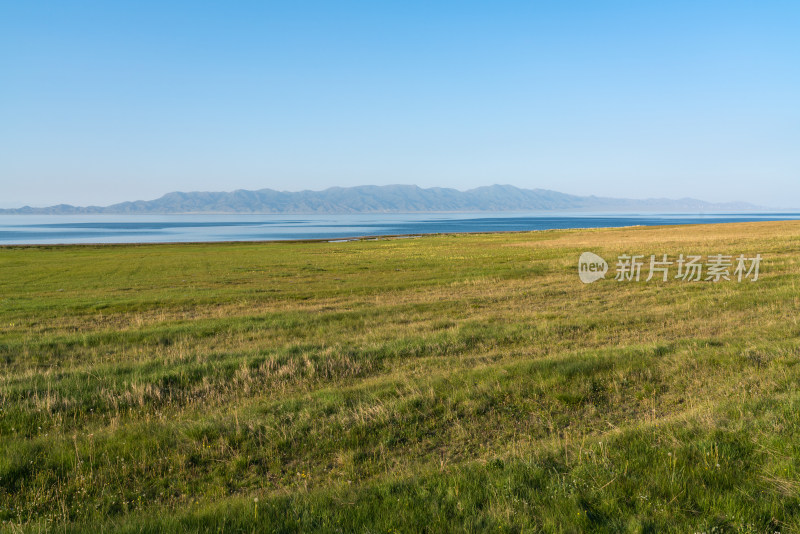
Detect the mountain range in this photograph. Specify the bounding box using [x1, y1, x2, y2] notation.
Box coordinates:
[0, 185, 763, 214]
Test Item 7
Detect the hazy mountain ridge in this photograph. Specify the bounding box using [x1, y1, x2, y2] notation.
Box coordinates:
[0, 185, 762, 214]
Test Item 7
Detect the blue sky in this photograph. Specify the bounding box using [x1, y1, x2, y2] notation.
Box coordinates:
[1, 1, 798, 208]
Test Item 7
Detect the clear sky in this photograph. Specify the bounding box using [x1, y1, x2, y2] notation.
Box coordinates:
[1, 1, 798, 208]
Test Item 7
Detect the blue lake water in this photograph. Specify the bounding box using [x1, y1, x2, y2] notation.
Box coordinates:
[0, 213, 798, 245]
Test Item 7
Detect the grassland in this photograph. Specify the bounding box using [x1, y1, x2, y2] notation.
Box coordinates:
[1, 221, 800, 532]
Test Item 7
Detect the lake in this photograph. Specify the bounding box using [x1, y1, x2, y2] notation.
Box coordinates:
[0, 212, 798, 245]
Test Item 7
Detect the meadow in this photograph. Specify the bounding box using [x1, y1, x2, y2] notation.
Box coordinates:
[1, 221, 800, 532]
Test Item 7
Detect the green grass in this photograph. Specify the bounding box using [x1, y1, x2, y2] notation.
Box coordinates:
[1, 221, 800, 532]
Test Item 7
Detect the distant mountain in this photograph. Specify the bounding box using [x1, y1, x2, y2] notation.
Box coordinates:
[0, 185, 763, 214]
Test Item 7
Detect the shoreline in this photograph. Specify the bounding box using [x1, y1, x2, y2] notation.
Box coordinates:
[1, 218, 798, 248]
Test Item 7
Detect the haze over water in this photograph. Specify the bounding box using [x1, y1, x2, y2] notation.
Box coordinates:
[1, 213, 798, 245]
